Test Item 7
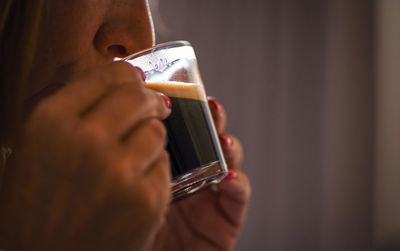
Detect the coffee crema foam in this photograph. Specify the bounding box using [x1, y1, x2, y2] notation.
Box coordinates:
[146, 81, 207, 101]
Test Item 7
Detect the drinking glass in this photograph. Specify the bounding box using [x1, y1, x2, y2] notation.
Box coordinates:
[124, 41, 228, 200]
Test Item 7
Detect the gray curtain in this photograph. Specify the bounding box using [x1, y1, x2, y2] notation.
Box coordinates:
[151, 0, 393, 250]
[374, 1, 400, 249]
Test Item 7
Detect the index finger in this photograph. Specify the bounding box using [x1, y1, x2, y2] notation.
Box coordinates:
[50, 62, 144, 116]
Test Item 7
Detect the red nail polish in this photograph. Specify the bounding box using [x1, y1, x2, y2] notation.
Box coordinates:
[226, 170, 238, 180]
[219, 133, 232, 146]
[160, 93, 172, 109]
[135, 67, 146, 81]
[208, 96, 222, 112]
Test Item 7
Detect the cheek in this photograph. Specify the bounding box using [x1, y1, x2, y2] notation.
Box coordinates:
[28, 1, 106, 96]
[39, 1, 105, 61]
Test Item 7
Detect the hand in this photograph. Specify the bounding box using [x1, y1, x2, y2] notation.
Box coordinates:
[149, 97, 251, 251]
[0, 62, 172, 251]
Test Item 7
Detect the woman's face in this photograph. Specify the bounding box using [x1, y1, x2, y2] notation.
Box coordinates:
[27, 0, 154, 100]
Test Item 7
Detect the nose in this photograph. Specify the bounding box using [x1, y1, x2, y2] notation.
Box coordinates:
[93, 0, 154, 59]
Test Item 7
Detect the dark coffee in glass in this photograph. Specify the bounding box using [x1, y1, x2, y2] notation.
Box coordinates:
[125, 41, 227, 200]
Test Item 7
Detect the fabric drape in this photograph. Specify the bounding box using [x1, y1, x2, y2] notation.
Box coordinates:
[153, 0, 399, 249]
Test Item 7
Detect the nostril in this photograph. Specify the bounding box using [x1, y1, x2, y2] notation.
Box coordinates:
[108, 45, 127, 58]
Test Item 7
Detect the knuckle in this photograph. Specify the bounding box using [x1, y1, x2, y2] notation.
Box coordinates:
[109, 62, 141, 83]
[159, 153, 172, 200]
[121, 81, 145, 96]
[144, 119, 167, 141]
[91, 62, 131, 87]
[155, 152, 171, 182]
[135, 85, 152, 99]
[112, 61, 135, 74]
[96, 68, 116, 87]
[137, 153, 171, 214]
[128, 88, 168, 118]
[116, 83, 149, 108]
[155, 93, 168, 112]
[160, 151, 170, 167]
[146, 91, 169, 118]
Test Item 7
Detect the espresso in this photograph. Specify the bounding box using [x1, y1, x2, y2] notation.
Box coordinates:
[146, 82, 223, 178]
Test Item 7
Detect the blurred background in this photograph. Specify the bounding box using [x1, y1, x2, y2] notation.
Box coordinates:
[150, 0, 400, 250]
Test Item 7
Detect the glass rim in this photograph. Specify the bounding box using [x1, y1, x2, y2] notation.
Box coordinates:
[123, 40, 192, 61]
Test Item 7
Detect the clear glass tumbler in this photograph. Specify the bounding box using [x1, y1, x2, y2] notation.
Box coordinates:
[124, 41, 228, 200]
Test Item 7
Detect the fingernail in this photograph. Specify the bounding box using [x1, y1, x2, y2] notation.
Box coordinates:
[135, 67, 146, 81]
[219, 133, 232, 146]
[208, 96, 222, 112]
[159, 93, 172, 109]
[226, 170, 238, 180]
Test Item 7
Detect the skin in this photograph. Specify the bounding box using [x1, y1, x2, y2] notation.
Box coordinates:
[0, 0, 250, 250]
